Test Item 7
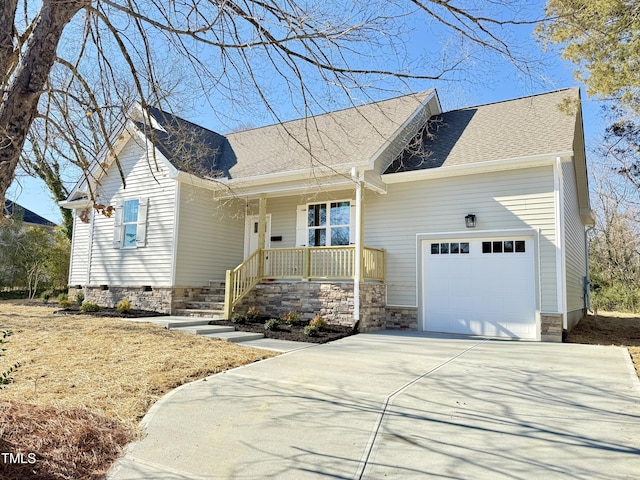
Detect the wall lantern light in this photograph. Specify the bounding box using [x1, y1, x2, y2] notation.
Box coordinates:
[465, 214, 477, 228]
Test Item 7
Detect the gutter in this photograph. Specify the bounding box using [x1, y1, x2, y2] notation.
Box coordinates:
[382, 151, 574, 184]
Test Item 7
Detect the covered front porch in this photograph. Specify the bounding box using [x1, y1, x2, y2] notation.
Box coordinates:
[224, 245, 386, 319]
[221, 175, 386, 321]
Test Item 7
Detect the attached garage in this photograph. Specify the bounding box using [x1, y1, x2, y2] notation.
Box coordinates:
[421, 236, 537, 339]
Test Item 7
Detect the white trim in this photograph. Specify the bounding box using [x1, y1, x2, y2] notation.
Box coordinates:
[555, 156, 568, 328]
[170, 182, 181, 287]
[86, 208, 95, 286]
[244, 214, 272, 258]
[382, 152, 573, 184]
[365, 90, 440, 170]
[59, 198, 92, 209]
[353, 175, 363, 322]
[416, 228, 541, 338]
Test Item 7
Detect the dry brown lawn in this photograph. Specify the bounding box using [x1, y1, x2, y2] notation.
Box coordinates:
[567, 311, 640, 374]
[0, 302, 276, 480]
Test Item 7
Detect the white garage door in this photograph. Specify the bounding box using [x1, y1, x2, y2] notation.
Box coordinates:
[422, 237, 536, 339]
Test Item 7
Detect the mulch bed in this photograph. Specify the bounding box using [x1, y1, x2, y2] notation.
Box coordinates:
[53, 307, 168, 318]
[209, 318, 357, 343]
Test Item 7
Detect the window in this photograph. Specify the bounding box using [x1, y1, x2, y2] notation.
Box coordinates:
[430, 242, 469, 255]
[123, 199, 139, 247]
[307, 201, 350, 246]
[482, 240, 526, 254]
[113, 198, 148, 249]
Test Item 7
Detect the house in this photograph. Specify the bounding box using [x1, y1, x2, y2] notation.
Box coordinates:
[3, 200, 57, 229]
[61, 88, 593, 342]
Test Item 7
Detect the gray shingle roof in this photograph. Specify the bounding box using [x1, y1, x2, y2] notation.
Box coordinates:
[384, 88, 580, 174]
[140, 106, 232, 178]
[222, 91, 433, 179]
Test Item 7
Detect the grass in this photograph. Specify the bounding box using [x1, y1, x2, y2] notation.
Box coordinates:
[0, 302, 276, 479]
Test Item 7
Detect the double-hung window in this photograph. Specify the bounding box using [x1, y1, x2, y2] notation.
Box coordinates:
[122, 199, 139, 247]
[113, 198, 148, 249]
[307, 201, 351, 246]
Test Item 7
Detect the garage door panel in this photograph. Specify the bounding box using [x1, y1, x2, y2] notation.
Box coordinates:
[423, 237, 536, 339]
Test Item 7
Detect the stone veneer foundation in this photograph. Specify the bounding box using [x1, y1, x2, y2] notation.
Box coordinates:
[234, 281, 386, 332]
[540, 313, 564, 342]
[70, 286, 173, 314]
[69, 284, 565, 342]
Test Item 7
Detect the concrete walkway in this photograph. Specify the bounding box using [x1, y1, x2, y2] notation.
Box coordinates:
[108, 332, 640, 479]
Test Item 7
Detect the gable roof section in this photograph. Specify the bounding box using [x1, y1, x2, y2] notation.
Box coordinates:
[223, 91, 434, 180]
[385, 88, 580, 174]
[4, 200, 56, 227]
[139, 106, 232, 179]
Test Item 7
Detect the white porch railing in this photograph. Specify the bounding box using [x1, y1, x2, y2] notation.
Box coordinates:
[224, 246, 385, 318]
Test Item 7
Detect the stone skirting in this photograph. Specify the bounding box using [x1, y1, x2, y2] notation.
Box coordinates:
[358, 283, 387, 332]
[234, 281, 387, 330]
[541, 313, 564, 343]
[80, 286, 173, 314]
[386, 306, 418, 330]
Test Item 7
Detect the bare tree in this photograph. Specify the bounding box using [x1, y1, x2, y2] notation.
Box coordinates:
[1, 0, 544, 211]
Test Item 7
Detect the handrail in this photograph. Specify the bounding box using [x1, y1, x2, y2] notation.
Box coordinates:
[224, 245, 386, 318]
[223, 249, 262, 319]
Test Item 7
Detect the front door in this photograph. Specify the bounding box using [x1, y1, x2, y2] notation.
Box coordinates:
[244, 214, 272, 259]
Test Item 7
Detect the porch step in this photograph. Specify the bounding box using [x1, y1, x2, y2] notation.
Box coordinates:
[153, 318, 213, 329]
[203, 331, 265, 343]
[173, 325, 235, 335]
[185, 301, 225, 310]
[173, 309, 226, 319]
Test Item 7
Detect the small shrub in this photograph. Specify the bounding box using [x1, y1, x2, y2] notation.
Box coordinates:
[264, 318, 280, 331]
[280, 310, 301, 325]
[231, 313, 246, 324]
[75, 291, 84, 305]
[40, 290, 53, 304]
[80, 302, 100, 313]
[117, 299, 132, 313]
[57, 293, 68, 303]
[303, 325, 320, 337]
[59, 299, 73, 309]
[246, 306, 261, 319]
[309, 316, 328, 330]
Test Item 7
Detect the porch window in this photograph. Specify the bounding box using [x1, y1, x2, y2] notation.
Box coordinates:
[307, 201, 350, 246]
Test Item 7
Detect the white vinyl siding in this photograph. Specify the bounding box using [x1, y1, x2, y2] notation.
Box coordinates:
[68, 210, 90, 285]
[174, 185, 245, 285]
[563, 159, 588, 313]
[88, 137, 176, 286]
[368, 166, 558, 310]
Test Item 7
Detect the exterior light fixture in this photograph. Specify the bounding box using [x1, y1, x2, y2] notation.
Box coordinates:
[465, 214, 476, 228]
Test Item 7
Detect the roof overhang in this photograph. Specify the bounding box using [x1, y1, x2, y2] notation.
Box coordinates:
[382, 151, 574, 184]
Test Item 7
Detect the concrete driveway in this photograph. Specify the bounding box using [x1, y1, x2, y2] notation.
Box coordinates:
[108, 332, 640, 479]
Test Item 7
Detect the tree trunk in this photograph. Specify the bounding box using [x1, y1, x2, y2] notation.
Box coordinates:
[0, 0, 88, 206]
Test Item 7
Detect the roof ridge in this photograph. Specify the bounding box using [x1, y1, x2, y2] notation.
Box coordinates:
[444, 87, 579, 114]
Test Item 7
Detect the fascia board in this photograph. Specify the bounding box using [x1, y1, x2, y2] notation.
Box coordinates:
[364, 90, 439, 171]
[58, 198, 92, 209]
[382, 152, 573, 184]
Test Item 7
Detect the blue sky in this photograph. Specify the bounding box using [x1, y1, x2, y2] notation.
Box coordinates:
[8, 2, 606, 224]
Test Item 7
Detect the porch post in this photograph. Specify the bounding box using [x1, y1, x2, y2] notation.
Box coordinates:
[257, 194, 267, 278]
[353, 169, 363, 323]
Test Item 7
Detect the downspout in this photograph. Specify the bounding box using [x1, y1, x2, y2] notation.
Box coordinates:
[584, 225, 595, 312]
[352, 167, 363, 326]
